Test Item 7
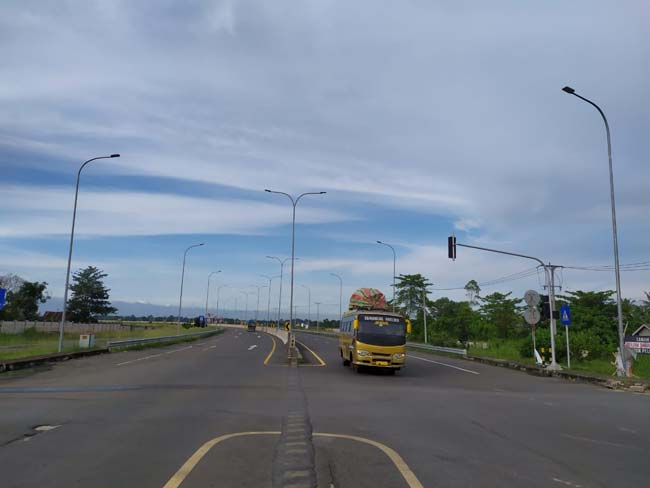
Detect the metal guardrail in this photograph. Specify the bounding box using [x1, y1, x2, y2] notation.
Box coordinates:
[406, 342, 467, 356]
[106, 329, 219, 349]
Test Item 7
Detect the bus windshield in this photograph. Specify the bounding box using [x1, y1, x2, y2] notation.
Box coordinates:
[357, 314, 406, 346]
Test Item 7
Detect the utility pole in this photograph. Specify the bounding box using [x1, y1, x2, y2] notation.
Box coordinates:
[422, 287, 428, 344]
[544, 265, 565, 368]
[448, 237, 561, 370]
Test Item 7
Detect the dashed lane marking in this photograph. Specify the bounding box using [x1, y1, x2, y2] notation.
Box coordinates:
[408, 354, 480, 375]
[116, 345, 193, 367]
[248, 345, 258, 351]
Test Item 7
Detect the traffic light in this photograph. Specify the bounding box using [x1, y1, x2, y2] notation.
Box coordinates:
[448, 235, 457, 260]
[540, 294, 550, 320]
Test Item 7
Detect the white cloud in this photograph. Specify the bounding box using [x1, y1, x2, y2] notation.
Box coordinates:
[0, 185, 349, 237]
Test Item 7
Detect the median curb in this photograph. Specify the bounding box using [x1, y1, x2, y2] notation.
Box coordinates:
[462, 354, 650, 393]
[0, 348, 110, 373]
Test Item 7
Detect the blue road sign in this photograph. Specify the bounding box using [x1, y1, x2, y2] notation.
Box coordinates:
[560, 305, 571, 325]
[0, 288, 6, 310]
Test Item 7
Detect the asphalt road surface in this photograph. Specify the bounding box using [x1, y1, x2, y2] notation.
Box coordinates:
[1, 327, 648, 487]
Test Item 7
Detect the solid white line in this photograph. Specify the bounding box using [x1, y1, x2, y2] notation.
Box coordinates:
[408, 354, 480, 375]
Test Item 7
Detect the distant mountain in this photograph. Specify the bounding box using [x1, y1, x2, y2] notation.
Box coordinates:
[40, 297, 334, 320]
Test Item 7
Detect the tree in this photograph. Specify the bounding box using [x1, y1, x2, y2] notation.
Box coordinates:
[394, 274, 432, 318]
[478, 292, 523, 339]
[0, 273, 25, 294]
[555, 290, 617, 346]
[464, 280, 481, 305]
[429, 297, 478, 344]
[66, 267, 117, 323]
[1, 281, 49, 320]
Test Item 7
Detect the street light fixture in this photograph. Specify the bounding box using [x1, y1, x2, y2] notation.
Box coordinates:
[260, 274, 280, 325]
[216, 284, 229, 323]
[562, 85, 627, 376]
[177, 243, 205, 333]
[205, 270, 222, 320]
[266, 255, 299, 327]
[377, 240, 397, 311]
[251, 284, 268, 323]
[58, 153, 120, 353]
[330, 272, 343, 328]
[301, 284, 311, 326]
[265, 189, 326, 332]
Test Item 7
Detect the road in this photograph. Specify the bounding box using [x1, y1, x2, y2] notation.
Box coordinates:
[0, 327, 647, 487]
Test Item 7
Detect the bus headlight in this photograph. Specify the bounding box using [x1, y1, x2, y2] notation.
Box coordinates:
[357, 349, 372, 357]
[392, 353, 405, 360]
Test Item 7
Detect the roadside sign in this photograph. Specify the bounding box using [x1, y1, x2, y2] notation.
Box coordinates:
[523, 307, 541, 325]
[560, 305, 571, 325]
[0, 288, 5, 310]
[624, 335, 650, 354]
[524, 289, 540, 307]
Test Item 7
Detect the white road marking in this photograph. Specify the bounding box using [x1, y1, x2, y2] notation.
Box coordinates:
[248, 345, 258, 351]
[562, 433, 637, 449]
[552, 478, 582, 487]
[408, 354, 480, 375]
[116, 345, 192, 366]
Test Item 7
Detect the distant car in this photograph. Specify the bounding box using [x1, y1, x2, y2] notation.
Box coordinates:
[247, 320, 256, 332]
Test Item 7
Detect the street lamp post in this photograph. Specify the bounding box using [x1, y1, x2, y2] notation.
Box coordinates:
[252, 285, 267, 323]
[177, 243, 205, 333]
[265, 190, 326, 332]
[267, 256, 294, 327]
[58, 154, 120, 353]
[315, 302, 321, 333]
[301, 285, 311, 326]
[205, 270, 221, 319]
[377, 240, 397, 311]
[260, 275, 279, 326]
[241, 291, 251, 322]
[216, 285, 228, 323]
[330, 273, 343, 328]
[562, 85, 627, 375]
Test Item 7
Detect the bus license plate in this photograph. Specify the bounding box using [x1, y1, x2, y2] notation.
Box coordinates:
[375, 361, 388, 366]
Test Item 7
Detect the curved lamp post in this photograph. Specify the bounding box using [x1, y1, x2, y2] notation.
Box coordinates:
[265, 190, 326, 331]
[205, 270, 222, 319]
[177, 243, 205, 332]
[330, 272, 343, 328]
[562, 85, 626, 375]
[58, 154, 120, 353]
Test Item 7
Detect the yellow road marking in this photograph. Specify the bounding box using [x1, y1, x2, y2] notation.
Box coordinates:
[162, 431, 280, 488]
[162, 431, 422, 488]
[296, 340, 326, 366]
[264, 336, 277, 365]
[313, 433, 424, 488]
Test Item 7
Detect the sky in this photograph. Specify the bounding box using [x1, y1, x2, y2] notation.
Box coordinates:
[1, 0, 649, 319]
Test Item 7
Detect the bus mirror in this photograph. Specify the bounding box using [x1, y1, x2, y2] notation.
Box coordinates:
[406, 319, 412, 334]
[353, 319, 359, 330]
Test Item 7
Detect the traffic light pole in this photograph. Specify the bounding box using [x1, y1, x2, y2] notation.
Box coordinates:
[450, 240, 561, 370]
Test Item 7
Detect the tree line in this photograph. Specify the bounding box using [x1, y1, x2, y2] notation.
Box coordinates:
[392, 274, 650, 360]
[0, 266, 116, 323]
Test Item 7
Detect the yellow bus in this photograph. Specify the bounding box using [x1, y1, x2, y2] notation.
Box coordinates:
[339, 310, 411, 373]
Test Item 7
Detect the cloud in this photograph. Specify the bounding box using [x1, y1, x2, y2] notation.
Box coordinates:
[0, 184, 349, 237]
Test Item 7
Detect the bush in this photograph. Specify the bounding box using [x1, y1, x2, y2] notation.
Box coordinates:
[519, 327, 613, 360]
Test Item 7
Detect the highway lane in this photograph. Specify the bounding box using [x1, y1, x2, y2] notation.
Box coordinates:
[0, 327, 648, 487]
[294, 331, 650, 488]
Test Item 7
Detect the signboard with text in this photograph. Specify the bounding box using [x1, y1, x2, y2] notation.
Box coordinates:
[625, 335, 650, 354]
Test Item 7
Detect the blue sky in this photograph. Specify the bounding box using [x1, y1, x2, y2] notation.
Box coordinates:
[1, 0, 648, 318]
